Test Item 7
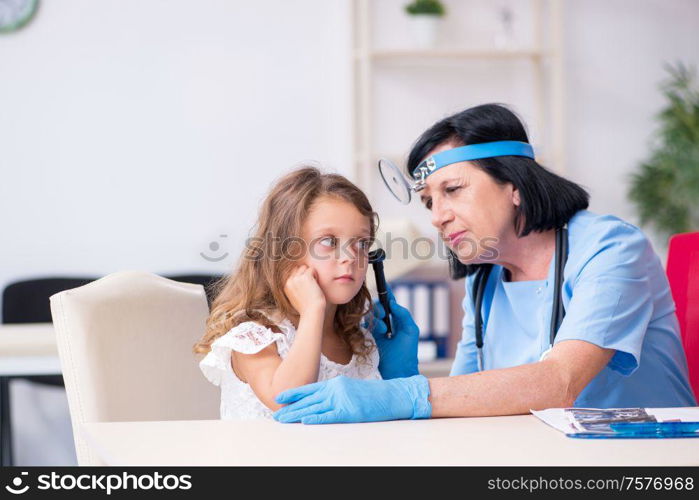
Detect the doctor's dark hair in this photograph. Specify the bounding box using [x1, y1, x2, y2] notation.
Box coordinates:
[407, 103, 589, 279]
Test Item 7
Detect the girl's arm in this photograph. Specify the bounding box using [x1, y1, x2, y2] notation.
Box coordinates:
[231, 265, 326, 411]
[232, 306, 324, 411]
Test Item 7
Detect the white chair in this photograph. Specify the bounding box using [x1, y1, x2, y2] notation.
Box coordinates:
[49, 271, 219, 465]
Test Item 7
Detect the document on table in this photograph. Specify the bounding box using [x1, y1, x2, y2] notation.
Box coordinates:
[532, 407, 699, 438]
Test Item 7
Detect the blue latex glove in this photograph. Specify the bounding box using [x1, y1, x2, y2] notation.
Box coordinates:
[273, 375, 432, 424]
[369, 287, 420, 379]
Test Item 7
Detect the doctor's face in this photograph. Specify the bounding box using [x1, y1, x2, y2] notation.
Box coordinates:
[418, 142, 520, 264]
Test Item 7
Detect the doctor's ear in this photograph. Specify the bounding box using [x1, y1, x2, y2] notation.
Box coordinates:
[512, 187, 521, 207]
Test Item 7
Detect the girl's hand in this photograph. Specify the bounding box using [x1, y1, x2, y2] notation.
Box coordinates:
[284, 265, 326, 316]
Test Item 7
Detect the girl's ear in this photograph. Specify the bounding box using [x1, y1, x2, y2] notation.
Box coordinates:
[512, 186, 521, 207]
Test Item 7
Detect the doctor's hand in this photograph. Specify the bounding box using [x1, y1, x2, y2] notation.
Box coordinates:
[367, 287, 420, 379]
[273, 375, 432, 424]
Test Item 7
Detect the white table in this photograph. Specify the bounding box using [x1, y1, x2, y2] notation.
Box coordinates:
[0, 323, 61, 376]
[81, 414, 699, 466]
[0, 323, 62, 466]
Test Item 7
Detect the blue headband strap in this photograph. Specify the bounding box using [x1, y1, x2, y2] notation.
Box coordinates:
[413, 140, 535, 180]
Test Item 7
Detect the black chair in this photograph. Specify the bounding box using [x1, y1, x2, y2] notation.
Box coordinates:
[0, 273, 222, 466]
[1, 277, 97, 466]
[164, 274, 224, 307]
[3, 278, 97, 384]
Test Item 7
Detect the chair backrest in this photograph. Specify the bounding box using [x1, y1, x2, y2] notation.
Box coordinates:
[666, 232, 699, 400]
[163, 274, 223, 307]
[2, 277, 97, 323]
[49, 271, 219, 465]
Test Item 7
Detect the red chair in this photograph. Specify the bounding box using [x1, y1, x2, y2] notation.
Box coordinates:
[666, 232, 699, 400]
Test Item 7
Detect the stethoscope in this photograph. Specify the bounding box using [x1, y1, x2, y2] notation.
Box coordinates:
[377, 140, 568, 367]
[472, 225, 568, 371]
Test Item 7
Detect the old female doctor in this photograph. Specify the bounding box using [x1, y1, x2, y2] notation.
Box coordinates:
[273, 104, 696, 424]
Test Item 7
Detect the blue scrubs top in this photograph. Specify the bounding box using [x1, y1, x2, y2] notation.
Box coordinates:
[450, 210, 696, 408]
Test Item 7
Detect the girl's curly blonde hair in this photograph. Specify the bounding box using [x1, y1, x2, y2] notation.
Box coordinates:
[193, 166, 378, 362]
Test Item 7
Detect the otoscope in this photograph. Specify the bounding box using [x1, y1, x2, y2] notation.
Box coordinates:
[368, 248, 393, 339]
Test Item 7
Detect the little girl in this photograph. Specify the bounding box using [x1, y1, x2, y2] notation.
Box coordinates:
[194, 166, 382, 419]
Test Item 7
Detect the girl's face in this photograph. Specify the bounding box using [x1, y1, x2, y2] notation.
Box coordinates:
[301, 196, 372, 305]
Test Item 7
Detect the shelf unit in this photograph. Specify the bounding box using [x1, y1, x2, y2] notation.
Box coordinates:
[358, 48, 552, 60]
[351, 0, 565, 195]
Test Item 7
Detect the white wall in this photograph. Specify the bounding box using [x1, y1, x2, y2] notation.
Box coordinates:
[0, 0, 353, 299]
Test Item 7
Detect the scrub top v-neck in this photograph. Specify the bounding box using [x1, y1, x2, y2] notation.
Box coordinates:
[450, 210, 696, 408]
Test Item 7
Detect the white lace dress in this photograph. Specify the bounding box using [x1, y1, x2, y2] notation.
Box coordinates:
[199, 316, 382, 420]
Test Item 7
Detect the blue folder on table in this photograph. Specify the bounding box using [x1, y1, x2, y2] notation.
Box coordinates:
[569, 421, 699, 439]
[532, 407, 699, 439]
